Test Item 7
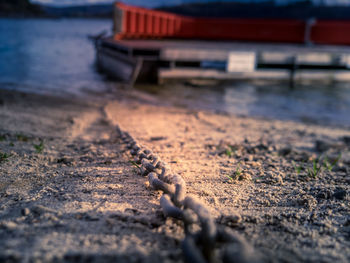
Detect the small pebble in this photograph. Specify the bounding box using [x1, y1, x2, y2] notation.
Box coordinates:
[219, 213, 242, 226]
[57, 157, 75, 166]
[21, 208, 30, 216]
[32, 205, 57, 215]
[333, 189, 347, 200]
[244, 155, 254, 162]
[278, 146, 292, 156]
[342, 136, 350, 146]
[315, 140, 331, 152]
[0, 221, 17, 230]
[150, 136, 167, 141]
[316, 189, 333, 200]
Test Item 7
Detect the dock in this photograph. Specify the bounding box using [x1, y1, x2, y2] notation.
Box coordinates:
[94, 2, 350, 85]
[96, 38, 350, 84]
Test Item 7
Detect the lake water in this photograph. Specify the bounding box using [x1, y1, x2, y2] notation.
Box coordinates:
[1, 18, 350, 127]
[0, 18, 112, 97]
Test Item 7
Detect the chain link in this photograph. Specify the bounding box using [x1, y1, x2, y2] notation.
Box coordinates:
[117, 125, 257, 263]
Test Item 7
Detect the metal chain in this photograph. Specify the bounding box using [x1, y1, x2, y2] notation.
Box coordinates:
[116, 125, 257, 263]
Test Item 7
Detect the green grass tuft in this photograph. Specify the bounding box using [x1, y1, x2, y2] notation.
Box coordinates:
[234, 162, 242, 177]
[323, 154, 341, 172]
[33, 141, 44, 153]
[292, 161, 303, 175]
[16, 134, 29, 142]
[227, 162, 242, 181]
[224, 146, 236, 157]
[0, 152, 11, 163]
[306, 158, 322, 178]
[292, 154, 341, 178]
[129, 160, 140, 168]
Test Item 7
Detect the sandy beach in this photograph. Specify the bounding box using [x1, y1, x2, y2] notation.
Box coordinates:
[0, 87, 350, 262]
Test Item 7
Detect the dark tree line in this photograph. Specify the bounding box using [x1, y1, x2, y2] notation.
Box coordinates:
[159, 1, 350, 20]
[0, 0, 42, 16]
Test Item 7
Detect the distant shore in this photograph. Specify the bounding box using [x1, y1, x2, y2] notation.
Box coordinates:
[5, 1, 350, 20]
[0, 15, 111, 19]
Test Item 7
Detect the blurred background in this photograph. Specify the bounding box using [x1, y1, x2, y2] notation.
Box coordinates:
[4, 0, 350, 18]
[1, 0, 350, 127]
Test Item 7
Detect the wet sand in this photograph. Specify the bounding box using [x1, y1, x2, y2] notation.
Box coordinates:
[0, 88, 350, 262]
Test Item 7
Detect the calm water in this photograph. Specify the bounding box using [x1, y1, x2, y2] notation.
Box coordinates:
[1, 18, 350, 127]
[0, 18, 112, 97]
[140, 81, 350, 127]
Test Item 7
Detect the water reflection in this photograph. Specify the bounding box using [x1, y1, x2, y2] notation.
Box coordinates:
[135, 81, 350, 127]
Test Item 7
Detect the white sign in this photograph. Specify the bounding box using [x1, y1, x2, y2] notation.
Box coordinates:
[226, 51, 256, 73]
[341, 54, 350, 68]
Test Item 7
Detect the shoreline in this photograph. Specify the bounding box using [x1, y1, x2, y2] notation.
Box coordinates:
[123, 85, 350, 130]
[0, 88, 349, 262]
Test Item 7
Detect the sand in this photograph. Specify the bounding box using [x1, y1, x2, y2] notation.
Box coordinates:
[0, 87, 349, 262]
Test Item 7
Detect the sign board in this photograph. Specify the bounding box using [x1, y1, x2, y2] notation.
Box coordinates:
[226, 51, 256, 73]
[340, 54, 350, 68]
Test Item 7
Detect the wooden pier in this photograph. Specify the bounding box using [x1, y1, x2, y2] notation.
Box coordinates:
[94, 2, 350, 85]
[96, 37, 350, 84]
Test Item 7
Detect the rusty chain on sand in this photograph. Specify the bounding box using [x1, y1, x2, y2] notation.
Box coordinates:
[117, 125, 258, 263]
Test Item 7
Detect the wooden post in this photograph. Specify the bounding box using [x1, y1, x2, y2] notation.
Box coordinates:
[304, 17, 316, 46]
[289, 56, 297, 89]
[113, 3, 124, 36]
